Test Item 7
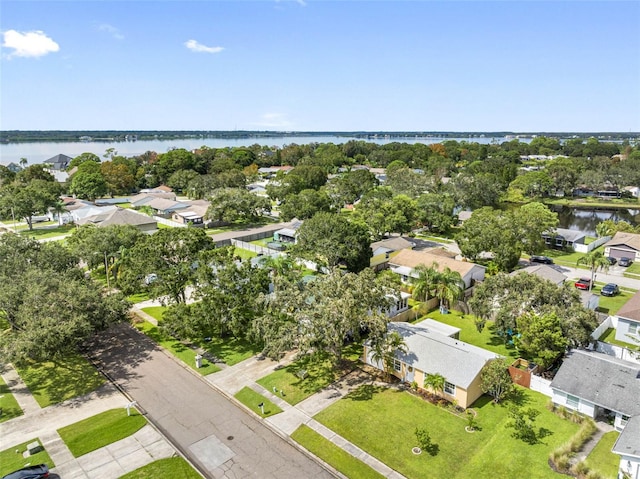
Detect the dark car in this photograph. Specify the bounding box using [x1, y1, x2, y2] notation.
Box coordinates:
[1, 464, 49, 479]
[606, 257, 617, 265]
[574, 278, 592, 290]
[618, 257, 633, 267]
[530, 255, 554, 264]
[601, 283, 620, 297]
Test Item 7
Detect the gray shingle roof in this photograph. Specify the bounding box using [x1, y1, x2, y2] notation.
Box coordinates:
[616, 289, 640, 323]
[387, 321, 497, 389]
[550, 350, 640, 416]
[513, 265, 567, 286]
[613, 415, 640, 458]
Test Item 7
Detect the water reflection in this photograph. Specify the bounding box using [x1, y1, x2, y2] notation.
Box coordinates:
[549, 205, 640, 236]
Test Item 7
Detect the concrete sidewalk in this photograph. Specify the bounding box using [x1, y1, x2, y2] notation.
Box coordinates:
[208, 358, 407, 479]
[0, 367, 178, 479]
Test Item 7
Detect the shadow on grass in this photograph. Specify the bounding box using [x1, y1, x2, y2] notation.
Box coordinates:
[424, 442, 440, 456]
[344, 384, 385, 401]
[507, 387, 531, 407]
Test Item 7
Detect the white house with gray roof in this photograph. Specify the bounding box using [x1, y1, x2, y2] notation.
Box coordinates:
[364, 320, 498, 408]
[550, 350, 640, 431]
[613, 415, 640, 479]
[615, 289, 640, 346]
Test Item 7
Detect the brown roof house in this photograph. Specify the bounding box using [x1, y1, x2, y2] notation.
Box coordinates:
[614, 289, 640, 347]
[370, 237, 415, 270]
[388, 249, 485, 289]
[604, 232, 640, 262]
[78, 208, 157, 233]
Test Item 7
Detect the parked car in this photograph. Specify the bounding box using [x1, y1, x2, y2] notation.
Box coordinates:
[1, 464, 49, 479]
[574, 278, 592, 290]
[618, 257, 633, 267]
[530, 255, 554, 264]
[601, 283, 620, 296]
[606, 257, 617, 265]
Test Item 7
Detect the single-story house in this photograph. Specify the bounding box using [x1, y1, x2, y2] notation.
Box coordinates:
[142, 198, 189, 217]
[550, 349, 640, 431]
[273, 219, 302, 244]
[72, 205, 118, 224]
[388, 249, 485, 289]
[172, 201, 209, 226]
[385, 291, 411, 318]
[623, 186, 640, 198]
[370, 237, 415, 270]
[613, 415, 640, 479]
[513, 265, 567, 286]
[457, 210, 473, 224]
[614, 289, 640, 346]
[76, 207, 157, 233]
[364, 320, 498, 408]
[130, 192, 177, 207]
[542, 228, 587, 250]
[140, 184, 172, 193]
[604, 232, 640, 262]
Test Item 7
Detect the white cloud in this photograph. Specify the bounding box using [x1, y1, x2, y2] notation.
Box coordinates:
[184, 39, 224, 54]
[98, 24, 124, 40]
[2, 30, 59, 58]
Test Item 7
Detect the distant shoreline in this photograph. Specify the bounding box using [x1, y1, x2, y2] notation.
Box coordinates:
[2, 130, 639, 144]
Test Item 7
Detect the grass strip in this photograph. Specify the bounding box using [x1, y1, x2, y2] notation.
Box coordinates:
[57, 408, 147, 457]
[118, 457, 202, 479]
[0, 439, 55, 476]
[234, 387, 283, 418]
[292, 424, 386, 479]
[0, 374, 23, 423]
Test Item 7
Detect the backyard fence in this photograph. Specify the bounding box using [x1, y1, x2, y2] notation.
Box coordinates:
[594, 341, 640, 365]
[574, 235, 611, 253]
[153, 216, 186, 228]
[230, 239, 284, 257]
[529, 375, 553, 398]
[591, 316, 615, 341]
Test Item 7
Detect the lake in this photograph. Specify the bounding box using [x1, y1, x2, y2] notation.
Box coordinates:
[552, 205, 640, 236]
[0, 135, 522, 165]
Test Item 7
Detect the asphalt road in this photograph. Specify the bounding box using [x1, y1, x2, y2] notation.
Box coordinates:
[87, 323, 334, 479]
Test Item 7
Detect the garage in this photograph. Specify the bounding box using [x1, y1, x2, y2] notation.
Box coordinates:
[608, 247, 637, 260]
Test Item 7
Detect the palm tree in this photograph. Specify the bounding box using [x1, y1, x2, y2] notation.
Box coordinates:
[51, 200, 66, 225]
[412, 263, 439, 302]
[576, 250, 610, 291]
[19, 157, 28, 169]
[424, 372, 446, 399]
[433, 267, 464, 311]
[370, 331, 408, 382]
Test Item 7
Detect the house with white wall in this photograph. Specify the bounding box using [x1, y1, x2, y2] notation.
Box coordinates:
[550, 350, 640, 431]
[613, 415, 640, 479]
[615, 290, 640, 347]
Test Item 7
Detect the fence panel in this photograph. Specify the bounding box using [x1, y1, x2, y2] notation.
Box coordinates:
[530, 375, 553, 398]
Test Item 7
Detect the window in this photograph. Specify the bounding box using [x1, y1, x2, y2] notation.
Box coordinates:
[566, 394, 580, 409]
[629, 322, 638, 335]
[444, 381, 456, 395]
[621, 415, 630, 426]
[393, 359, 402, 372]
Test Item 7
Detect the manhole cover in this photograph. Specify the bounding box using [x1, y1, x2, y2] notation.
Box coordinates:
[227, 436, 234, 441]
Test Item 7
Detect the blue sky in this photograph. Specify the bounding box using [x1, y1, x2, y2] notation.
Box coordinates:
[1, 1, 639, 132]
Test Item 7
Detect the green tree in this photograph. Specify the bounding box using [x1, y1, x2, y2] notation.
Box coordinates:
[411, 264, 439, 302]
[279, 189, 332, 221]
[576, 250, 610, 291]
[480, 358, 514, 403]
[69, 161, 107, 201]
[433, 267, 464, 310]
[121, 228, 214, 304]
[68, 152, 101, 170]
[416, 192, 456, 234]
[100, 161, 136, 196]
[370, 330, 408, 381]
[0, 179, 62, 230]
[167, 169, 200, 193]
[515, 311, 568, 370]
[206, 188, 271, 223]
[424, 372, 446, 399]
[292, 212, 372, 273]
[516, 202, 559, 256]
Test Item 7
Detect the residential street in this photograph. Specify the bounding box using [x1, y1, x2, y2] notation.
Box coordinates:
[86, 323, 335, 479]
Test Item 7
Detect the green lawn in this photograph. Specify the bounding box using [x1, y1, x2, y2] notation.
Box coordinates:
[424, 309, 521, 359]
[598, 328, 640, 350]
[234, 387, 283, 418]
[126, 292, 151, 304]
[596, 287, 637, 316]
[134, 320, 221, 375]
[585, 431, 620, 479]
[58, 408, 147, 457]
[0, 374, 23, 423]
[119, 457, 202, 479]
[16, 354, 104, 407]
[18, 224, 75, 239]
[315, 386, 580, 479]
[141, 306, 166, 321]
[234, 248, 258, 260]
[0, 440, 55, 476]
[257, 354, 349, 405]
[139, 306, 261, 366]
[292, 425, 386, 479]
